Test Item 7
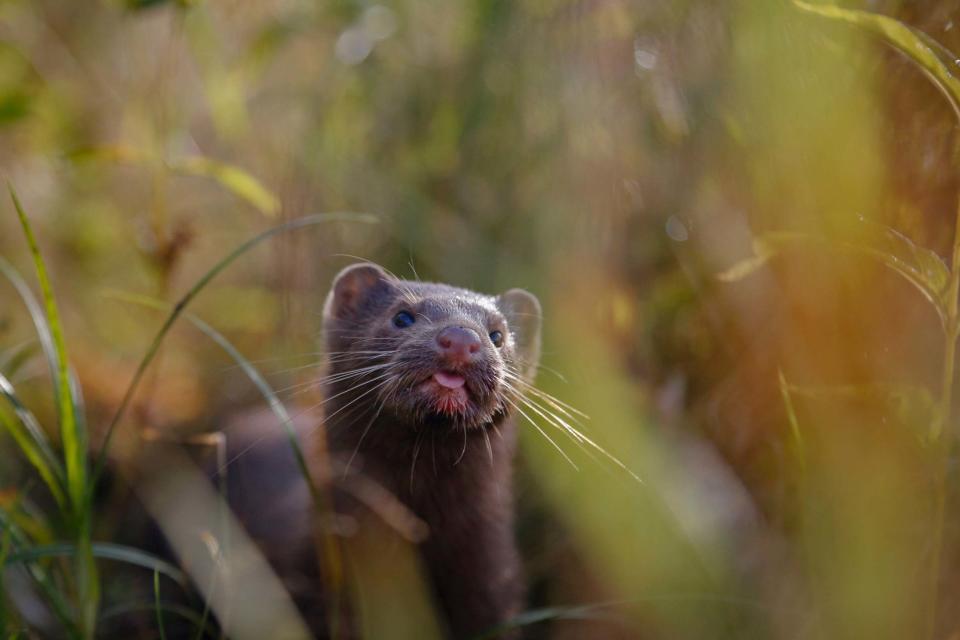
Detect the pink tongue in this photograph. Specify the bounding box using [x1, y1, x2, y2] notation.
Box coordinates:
[433, 371, 466, 389]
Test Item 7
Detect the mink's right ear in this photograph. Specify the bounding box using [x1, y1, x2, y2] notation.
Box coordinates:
[497, 288, 542, 381]
[323, 263, 392, 320]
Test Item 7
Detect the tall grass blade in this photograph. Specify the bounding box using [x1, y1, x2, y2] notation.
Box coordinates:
[0, 506, 78, 637]
[4, 542, 186, 585]
[0, 403, 66, 508]
[0, 257, 65, 422]
[0, 256, 90, 501]
[8, 185, 98, 637]
[70, 145, 282, 217]
[777, 370, 806, 472]
[793, 1, 960, 122]
[8, 187, 87, 512]
[0, 342, 38, 380]
[0, 371, 65, 488]
[154, 570, 167, 640]
[1, 492, 55, 544]
[171, 156, 280, 217]
[718, 229, 949, 326]
[0, 528, 10, 624]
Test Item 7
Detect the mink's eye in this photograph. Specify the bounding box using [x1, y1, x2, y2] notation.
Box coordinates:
[393, 311, 416, 328]
[489, 330, 504, 348]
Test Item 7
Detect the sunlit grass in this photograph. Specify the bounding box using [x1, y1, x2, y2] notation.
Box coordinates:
[2, 0, 960, 638]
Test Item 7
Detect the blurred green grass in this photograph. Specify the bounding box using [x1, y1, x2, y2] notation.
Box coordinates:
[3, 0, 960, 638]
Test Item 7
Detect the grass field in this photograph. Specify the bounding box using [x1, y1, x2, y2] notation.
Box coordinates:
[2, 1, 960, 638]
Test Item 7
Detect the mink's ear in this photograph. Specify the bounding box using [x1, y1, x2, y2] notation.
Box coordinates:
[323, 263, 392, 320]
[497, 288, 542, 380]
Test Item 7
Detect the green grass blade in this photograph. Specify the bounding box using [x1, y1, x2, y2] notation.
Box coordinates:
[0, 370, 66, 490]
[4, 542, 186, 585]
[0, 257, 89, 500]
[171, 156, 280, 217]
[0, 506, 79, 637]
[2, 494, 55, 547]
[8, 187, 87, 512]
[0, 403, 66, 508]
[794, 1, 960, 122]
[718, 230, 950, 327]
[66, 365, 89, 486]
[154, 570, 167, 640]
[0, 512, 16, 634]
[71, 145, 281, 217]
[8, 185, 98, 637]
[0, 257, 64, 417]
[778, 370, 806, 472]
[67, 144, 150, 165]
[75, 524, 98, 639]
[0, 342, 39, 380]
[91, 212, 377, 485]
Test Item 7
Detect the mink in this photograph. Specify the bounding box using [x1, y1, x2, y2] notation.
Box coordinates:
[318, 263, 542, 639]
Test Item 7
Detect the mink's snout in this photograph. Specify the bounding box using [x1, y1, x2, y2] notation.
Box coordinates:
[435, 325, 483, 368]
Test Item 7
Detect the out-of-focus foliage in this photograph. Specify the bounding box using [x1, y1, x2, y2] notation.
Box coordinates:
[3, 0, 960, 638]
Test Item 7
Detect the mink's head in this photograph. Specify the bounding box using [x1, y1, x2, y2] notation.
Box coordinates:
[321, 263, 541, 431]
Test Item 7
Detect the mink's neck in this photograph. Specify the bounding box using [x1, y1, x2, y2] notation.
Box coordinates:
[325, 405, 516, 500]
[324, 406, 523, 638]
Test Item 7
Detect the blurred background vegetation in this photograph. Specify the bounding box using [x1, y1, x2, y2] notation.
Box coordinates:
[2, 0, 960, 638]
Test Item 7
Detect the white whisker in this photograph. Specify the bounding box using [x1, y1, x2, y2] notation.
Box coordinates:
[517, 393, 643, 484]
[344, 392, 389, 478]
[503, 396, 578, 470]
[481, 427, 494, 467]
[455, 423, 469, 466]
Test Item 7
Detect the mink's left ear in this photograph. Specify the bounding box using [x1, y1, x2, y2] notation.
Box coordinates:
[323, 262, 393, 321]
[497, 288, 542, 381]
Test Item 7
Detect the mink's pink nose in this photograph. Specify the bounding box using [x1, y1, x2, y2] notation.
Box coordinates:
[436, 326, 482, 365]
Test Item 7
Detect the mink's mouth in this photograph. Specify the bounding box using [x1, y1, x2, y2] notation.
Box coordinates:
[417, 370, 471, 415]
[379, 350, 503, 428]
